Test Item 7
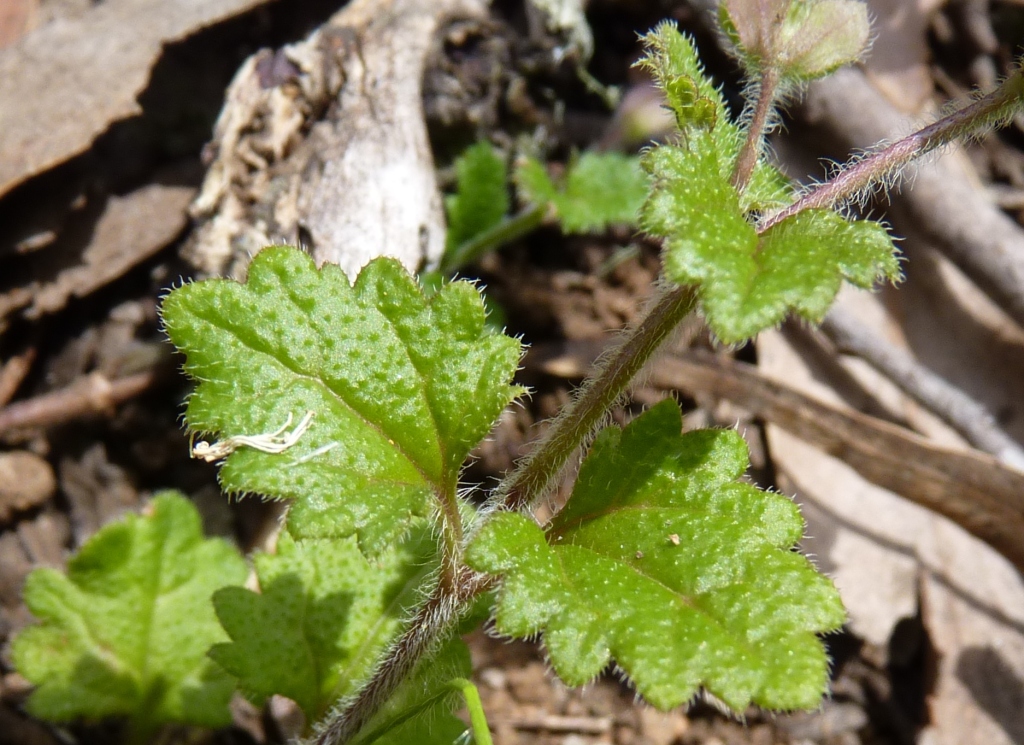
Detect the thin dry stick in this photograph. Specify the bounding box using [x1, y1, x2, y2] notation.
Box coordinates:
[507, 714, 613, 734]
[0, 369, 160, 437]
[0, 348, 36, 407]
[821, 305, 1024, 470]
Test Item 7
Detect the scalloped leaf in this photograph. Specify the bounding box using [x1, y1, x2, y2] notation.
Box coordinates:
[516, 152, 648, 233]
[210, 526, 438, 721]
[10, 493, 247, 737]
[467, 401, 845, 712]
[444, 140, 509, 256]
[636, 21, 731, 137]
[162, 246, 524, 554]
[641, 130, 899, 343]
[636, 22, 791, 215]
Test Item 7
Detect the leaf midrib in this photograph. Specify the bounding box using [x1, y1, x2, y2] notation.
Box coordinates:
[190, 307, 440, 491]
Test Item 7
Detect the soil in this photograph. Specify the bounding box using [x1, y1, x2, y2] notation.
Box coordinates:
[1, 1, 1022, 744]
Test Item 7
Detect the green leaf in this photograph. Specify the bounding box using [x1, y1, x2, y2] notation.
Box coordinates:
[637, 22, 731, 136]
[636, 22, 790, 215]
[642, 132, 899, 343]
[516, 152, 648, 233]
[351, 637, 473, 745]
[10, 493, 247, 737]
[209, 526, 438, 721]
[161, 246, 524, 554]
[444, 141, 510, 257]
[467, 401, 845, 712]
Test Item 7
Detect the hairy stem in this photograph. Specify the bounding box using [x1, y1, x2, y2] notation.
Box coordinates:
[732, 66, 780, 193]
[316, 283, 695, 743]
[490, 283, 697, 513]
[440, 204, 546, 274]
[312, 568, 495, 745]
[760, 66, 1024, 233]
[437, 484, 464, 593]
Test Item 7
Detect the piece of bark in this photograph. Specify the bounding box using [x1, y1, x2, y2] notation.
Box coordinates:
[0, 0, 274, 199]
[6, 183, 194, 321]
[187, 0, 488, 279]
[0, 452, 56, 524]
[802, 65, 1024, 331]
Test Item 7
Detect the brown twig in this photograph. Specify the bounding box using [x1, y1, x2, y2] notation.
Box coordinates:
[821, 305, 1024, 469]
[0, 369, 161, 439]
[0, 348, 36, 407]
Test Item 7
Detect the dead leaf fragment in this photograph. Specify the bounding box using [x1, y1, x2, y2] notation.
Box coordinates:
[0, 183, 194, 321]
[920, 537, 1024, 745]
[0, 0, 273, 198]
[0, 451, 55, 523]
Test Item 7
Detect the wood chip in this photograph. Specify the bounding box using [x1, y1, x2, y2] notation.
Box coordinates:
[0, 348, 35, 407]
[187, 0, 488, 279]
[0, 452, 55, 523]
[508, 713, 612, 734]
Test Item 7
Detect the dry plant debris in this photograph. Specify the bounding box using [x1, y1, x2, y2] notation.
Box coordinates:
[2, 1, 1024, 744]
[0, 0, 272, 198]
